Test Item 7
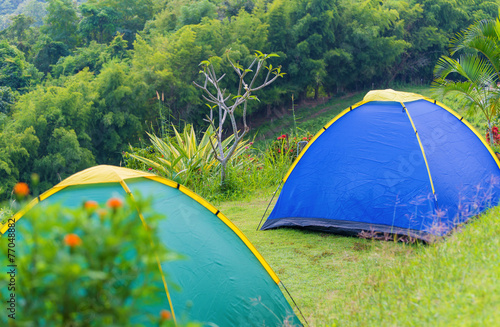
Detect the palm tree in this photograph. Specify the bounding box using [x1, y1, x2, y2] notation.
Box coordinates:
[433, 17, 500, 144]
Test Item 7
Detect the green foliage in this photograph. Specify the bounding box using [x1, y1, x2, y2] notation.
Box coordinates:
[52, 34, 130, 78]
[0, 194, 177, 326]
[78, 3, 121, 45]
[0, 125, 39, 197]
[79, 0, 155, 45]
[0, 39, 40, 92]
[0, 12, 42, 59]
[91, 60, 144, 163]
[125, 124, 250, 186]
[178, 0, 217, 27]
[32, 36, 69, 74]
[0, 86, 14, 114]
[433, 13, 500, 140]
[42, 0, 79, 49]
[0, 70, 96, 195]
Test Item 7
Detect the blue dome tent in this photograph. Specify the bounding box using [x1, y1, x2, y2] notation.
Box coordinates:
[261, 90, 500, 240]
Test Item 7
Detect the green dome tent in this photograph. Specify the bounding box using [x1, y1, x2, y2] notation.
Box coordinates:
[1, 165, 302, 326]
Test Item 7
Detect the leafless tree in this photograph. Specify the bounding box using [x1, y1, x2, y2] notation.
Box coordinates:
[194, 50, 285, 184]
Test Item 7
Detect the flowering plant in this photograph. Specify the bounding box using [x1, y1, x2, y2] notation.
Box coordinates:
[0, 193, 182, 326]
[486, 126, 500, 144]
[268, 132, 314, 161]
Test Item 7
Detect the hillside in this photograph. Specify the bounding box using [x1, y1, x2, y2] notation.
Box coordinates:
[0, 0, 498, 198]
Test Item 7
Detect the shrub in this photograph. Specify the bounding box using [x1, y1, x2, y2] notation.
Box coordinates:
[0, 193, 179, 326]
[124, 124, 251, 186]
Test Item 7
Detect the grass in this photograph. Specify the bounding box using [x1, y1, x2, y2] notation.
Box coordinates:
[218, 188, 500, 326]
[208, 84, 498, 325]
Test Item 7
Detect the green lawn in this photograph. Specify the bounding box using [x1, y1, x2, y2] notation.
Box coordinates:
[218, 188, 500, 326]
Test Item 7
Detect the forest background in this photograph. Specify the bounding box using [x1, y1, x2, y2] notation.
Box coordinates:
[0, 0, 499, 198]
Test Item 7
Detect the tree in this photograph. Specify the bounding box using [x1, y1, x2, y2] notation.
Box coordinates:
[0, 40, 40, 92]
[42, 0, 79, 49]
[194, 50, 284, 184]
[78, 0, 155, 45]
[0, 86, 14, 114]
[178, 0, 217, 27]
[32, 36, 69, 74]
[433, 16, 500, 143]
[78, 3, 120, 44]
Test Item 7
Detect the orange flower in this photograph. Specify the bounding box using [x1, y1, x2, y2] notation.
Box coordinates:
[107, 197, 123, 209]
[160, 310, 172, 321]
[64, 234, 82, 247]
[84, 200, 98, 211]
[13, 182, 29, 197]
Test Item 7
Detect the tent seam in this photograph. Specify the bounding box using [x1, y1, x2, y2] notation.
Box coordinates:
[400, 102, 438, 205]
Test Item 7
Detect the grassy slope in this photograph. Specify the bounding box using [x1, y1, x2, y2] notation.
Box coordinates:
[219, 86, 498, 326]
[250, 85, 438, 146]
[219, 189, 500, 326]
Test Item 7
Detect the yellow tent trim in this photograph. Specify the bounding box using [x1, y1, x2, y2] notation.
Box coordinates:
[1, 165, 149, 234]
[54, 165, 156, 188]
[401, 102, 436, 195]
[0, 184, 67, 234]
[425, 99, 500, 170]
[283, 89, 500, 184]
[283, 100, 368, 182]
[363, 89, 426, 102]
[0, 166, 281, 285]
[0, 197, 39, 234]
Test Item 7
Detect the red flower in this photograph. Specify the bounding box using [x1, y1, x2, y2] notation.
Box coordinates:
[64, 234, 82, 247]
[148, 167, 153, 171]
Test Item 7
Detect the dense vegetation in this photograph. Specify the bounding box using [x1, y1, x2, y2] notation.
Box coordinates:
[0, 0, 499, 198]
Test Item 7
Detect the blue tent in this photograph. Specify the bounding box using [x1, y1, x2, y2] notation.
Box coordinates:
[261, 90, 500, 240]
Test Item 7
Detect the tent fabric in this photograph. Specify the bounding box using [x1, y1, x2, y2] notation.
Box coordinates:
[1, 165, 301, 326]
[262, 90, 500, 240]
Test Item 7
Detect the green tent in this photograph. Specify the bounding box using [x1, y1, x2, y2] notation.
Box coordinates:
[1, 165, 301, 326]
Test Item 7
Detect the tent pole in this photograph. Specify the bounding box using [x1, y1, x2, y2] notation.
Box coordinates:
[280, 281, 310, 327]
[256, 180, 283, 231]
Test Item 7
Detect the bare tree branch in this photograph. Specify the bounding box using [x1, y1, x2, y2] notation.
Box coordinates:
[194, 51, 284, 184]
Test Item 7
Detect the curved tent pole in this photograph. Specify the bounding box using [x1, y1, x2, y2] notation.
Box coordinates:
[280, 281, 309, 327]
[257, 180, 283, 231]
